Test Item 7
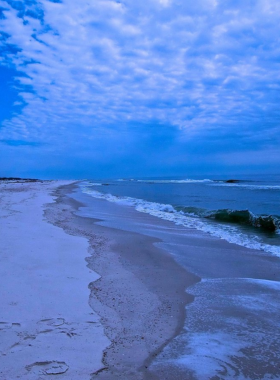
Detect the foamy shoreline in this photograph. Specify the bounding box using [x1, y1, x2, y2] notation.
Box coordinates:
[72, 181, 280, 379]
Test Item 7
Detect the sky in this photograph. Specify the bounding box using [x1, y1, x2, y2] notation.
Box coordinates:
[0, 0, 280, 179]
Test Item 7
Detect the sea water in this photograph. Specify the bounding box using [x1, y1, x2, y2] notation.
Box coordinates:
[77, 175, 280, 379]
[81, 174, 280, 256]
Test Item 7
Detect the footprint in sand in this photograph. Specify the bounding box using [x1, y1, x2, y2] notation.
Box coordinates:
[37, 318, 65, 327]
[26, 361, 69, 375]
[0, 322, 21, 330]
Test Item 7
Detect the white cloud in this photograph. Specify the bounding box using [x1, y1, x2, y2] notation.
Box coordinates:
[157, 0, 172, 7]
[0, 0, 280, 150]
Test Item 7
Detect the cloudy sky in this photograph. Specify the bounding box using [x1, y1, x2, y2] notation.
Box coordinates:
[0, 0, 280, 178]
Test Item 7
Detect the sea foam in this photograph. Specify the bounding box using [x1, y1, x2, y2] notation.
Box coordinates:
[118, 178, 214, 184]
[81, 183, 280, 257]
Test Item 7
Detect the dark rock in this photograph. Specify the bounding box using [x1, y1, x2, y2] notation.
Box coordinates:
[225, 179, 240, 183]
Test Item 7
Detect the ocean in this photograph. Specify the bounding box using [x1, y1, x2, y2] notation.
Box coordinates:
[81, 174, 280, 257]
[74, 175, 280, 378]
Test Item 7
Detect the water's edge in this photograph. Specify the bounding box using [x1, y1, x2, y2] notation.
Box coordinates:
[46, 181, 200, 379]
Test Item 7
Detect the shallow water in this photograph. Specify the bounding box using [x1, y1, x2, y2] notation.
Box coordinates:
[151, 278, 280, 379]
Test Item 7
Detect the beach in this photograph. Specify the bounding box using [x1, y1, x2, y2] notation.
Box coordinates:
[0, 180, 109, 379]
[0, 180, 197, 379]
[1, 180, 280, 379]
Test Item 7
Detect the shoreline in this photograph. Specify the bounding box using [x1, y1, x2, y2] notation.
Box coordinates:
[70, 181, 280, 379]
[46, 182, 200, 379]
[2, 180, 279, 378]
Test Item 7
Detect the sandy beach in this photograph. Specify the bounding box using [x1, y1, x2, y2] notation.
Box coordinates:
[1, 180, 280, 379]
[0, 180, 198, 379]
[0, 181, 109, 379]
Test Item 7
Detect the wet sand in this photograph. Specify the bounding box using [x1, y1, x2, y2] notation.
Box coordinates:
[45, 183, 199, 379]
[71, 182, 280, 379]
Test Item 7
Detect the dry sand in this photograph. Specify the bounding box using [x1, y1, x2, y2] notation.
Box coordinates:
[0, 181, 109, 379]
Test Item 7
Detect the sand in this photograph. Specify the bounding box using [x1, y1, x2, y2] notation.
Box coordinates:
[45, 183, 200, 379]
[0, 180, 198, 379]
[2, 180, 279, 379]
[0, 181, 109, 379]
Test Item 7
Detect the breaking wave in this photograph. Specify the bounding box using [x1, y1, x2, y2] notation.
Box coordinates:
[210, 183, 280, 190]
[81, 184, 280, 257]
[117, 178, 214, 184]
[177, 207, 280, 232]
[205, 209, 280, 232]
[115, 178, 280, 190]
